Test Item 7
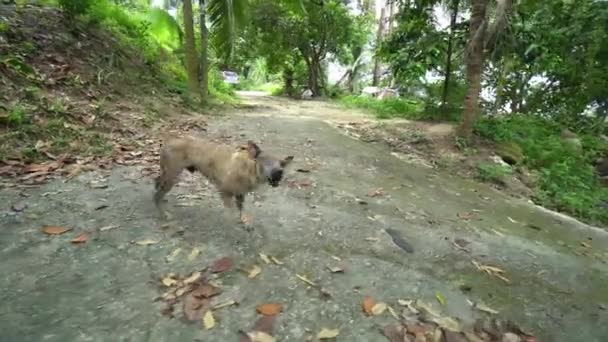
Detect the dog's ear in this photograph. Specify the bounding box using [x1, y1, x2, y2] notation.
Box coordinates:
[280, 155, 294, 167]
[245, 140, 261, 159]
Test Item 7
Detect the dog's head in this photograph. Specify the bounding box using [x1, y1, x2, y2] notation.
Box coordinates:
[242, 141, 294, 187]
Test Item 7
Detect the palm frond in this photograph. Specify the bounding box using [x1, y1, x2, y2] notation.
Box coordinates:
[208, 0, 249, 61]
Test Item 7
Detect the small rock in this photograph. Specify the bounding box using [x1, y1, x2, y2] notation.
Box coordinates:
[11, 201, 27, 212]
[502, 332, 521, 342]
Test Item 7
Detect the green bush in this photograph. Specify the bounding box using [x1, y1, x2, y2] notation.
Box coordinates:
[339, 95, 424, 119]
[58, 0, 93, 17]
[476, 162, 512, 185]
[474, 114, 608, 225]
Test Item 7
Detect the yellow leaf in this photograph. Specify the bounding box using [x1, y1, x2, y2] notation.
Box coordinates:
[387, 305, 399, 320]
[183, 271, 201, 285]
[134, 238, 160, 246]
[202, 310, 215, 330]
[317, 328, 340, 339]
[188, 247, 200, 261]
[270, 256, 284, 265]
[161, 275, 178, 287]
[166, 248, 182, 262]
[248, 331, 276, 342]
[259, 253, 271, 264]
[295, 274, 316, 286]
[248, 265, 262, 279]
[371, 302, 387, 315]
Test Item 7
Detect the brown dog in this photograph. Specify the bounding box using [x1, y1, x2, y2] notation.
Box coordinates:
[154, 136, 293, 229]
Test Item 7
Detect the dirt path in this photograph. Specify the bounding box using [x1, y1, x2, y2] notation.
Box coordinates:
[1, 93, 607, 341]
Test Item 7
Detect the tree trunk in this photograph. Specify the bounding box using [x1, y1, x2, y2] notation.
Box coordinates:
[182, 0, 199, 95]
[198, 0, 208, 101]
[441, 0, 460, 110]
[457, 0, 488, 142]
[372, 7, 386, 87]
[283, 67, 294, 97]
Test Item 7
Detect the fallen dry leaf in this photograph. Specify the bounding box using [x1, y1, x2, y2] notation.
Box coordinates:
[473, 302, 499, 315]
[188, 247, 201, 261]
[202, 310, 216, 330]
[472, 260, 510, 283]
[182, 293, 210, 321]
[134, 238, 160, 246]
[295, 274, 316, 287]
[367, 188, 385, 197]
[246, 331, 276, 342]
[211, 256, 234, 273]
[259, 253, 271, 264]
[166, 248, 182, 262]
[252, 314, 277, 334]
[371, 302, 388, 315]
[161, 274, 179, 287]
[327, 265, 344, 273]
[580, 241, 592, 248]
[213, 299, 237, 310]
[191, 284, 222, 298]
[270, 256, 284, 265]
[183, 271, 202, 285]
[387, 305, 399, 320]
[99, 224, 119, 232]
[382, 323, 407, 342]
[362, 296, 375, 316]
[42, 225, 71, 235]
[317, 328, 340, 339]
[256, 303, 283, 316]
[71, 233, 89, 244]
[457, 212, 474, 220]
[364, 237, 379, 242]
[248, 265, 262, 279]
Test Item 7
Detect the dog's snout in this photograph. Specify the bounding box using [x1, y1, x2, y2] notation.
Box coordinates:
[271, 169, 283, 181]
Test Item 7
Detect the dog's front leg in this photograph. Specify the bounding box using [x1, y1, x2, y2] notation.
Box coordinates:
[235, 194, 253, 231]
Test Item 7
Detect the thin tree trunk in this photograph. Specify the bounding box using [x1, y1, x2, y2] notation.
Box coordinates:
[441, 0, 459, 110]
[198, 0, 208, 101]
[457, 0, 489, 142]
[372, 7, 386, 87]
[283, 67, 294, 97]
[182, 0, 199, 95]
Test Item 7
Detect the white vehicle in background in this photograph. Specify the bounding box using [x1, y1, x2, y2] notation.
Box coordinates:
[221, 70, 239, 85]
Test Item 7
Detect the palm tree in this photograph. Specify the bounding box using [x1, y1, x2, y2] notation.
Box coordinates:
[182, 0, 200, 95]
[458, 0, 513, 142]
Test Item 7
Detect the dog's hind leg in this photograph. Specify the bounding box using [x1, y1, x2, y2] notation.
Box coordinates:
[235, 194, 253, 231]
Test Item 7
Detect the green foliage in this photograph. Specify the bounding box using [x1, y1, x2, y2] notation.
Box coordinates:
[58, 0, 93, 17]
[7, 104, 28, 126]
[146, 8, 182, 51]
[476, 162, 512, 185]
[475, 115, 608, 225]
[339, 95, 424, 120]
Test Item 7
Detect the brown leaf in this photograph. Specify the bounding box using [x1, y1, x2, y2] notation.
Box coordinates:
[192, 284, 222, 298]
[256, 303, 283, 316]
[71, 233, 89, 243]
[211, 256, 234, 273]
[457, 212, 474, 220]
[367, 188, 385, 197]
[253, 314, 277, 334]
[42, 225, 72, 235]
[444, 331, 468, 342]
[362, 296, 376, 316]
[182, 292, 211, 321]
[382, 323, 408, 342]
